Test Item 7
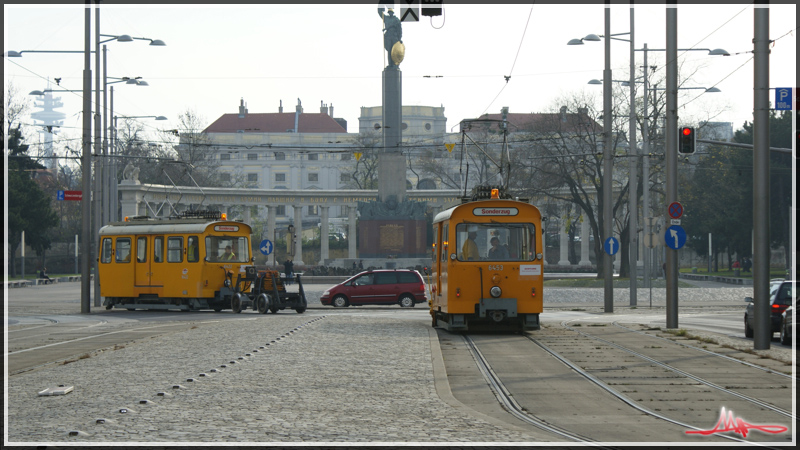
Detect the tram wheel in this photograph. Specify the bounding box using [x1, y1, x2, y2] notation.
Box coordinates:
[231, 294, 243, 314]
[256, 294, 270, 314]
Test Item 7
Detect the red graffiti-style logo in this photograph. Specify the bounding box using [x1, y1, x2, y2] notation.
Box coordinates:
[686, 407, 788, 438]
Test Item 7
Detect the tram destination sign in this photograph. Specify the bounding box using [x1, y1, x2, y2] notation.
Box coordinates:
[473, 207, 519, 216]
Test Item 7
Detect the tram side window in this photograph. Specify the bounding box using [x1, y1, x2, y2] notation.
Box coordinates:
[136, 237, 147, 263]
[116, 238, 132, 263]
[153, 237, 164, 263]
[167, 237, 183, 263]
[187, 236, 200, 263]
[441, 224, 448, 262]
[101, 238, 113, 263]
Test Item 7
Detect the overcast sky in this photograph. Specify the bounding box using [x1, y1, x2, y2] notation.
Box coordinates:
[4, 2, 797, 148]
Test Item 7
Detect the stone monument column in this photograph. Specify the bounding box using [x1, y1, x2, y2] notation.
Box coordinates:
[320, 206, 330, 264]
[267, 205, 277, 267]
[579, 217, 591, 266]
[293, 205, 304, 265]
[347, 206, 358, 259]
[558, 220, 570, 266]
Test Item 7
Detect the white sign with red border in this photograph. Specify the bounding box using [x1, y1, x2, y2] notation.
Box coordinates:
[214, 225, 239, 232]
[473, 207, 518, 216]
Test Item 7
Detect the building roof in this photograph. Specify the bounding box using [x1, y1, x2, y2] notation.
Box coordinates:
[464, 112, 600, 134]
[204, 112, 347, 134]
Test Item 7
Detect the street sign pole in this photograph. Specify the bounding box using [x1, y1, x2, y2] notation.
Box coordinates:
[665, 8, 678, 329]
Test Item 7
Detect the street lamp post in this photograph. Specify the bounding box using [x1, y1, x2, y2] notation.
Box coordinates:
[110, 113, 167, 222]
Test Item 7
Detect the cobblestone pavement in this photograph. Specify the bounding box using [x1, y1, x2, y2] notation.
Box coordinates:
[6, 282, 792, 444]
[5, 314, 548, 443]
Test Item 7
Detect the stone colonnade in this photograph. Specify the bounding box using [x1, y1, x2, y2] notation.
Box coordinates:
[118, 182, 460, 266]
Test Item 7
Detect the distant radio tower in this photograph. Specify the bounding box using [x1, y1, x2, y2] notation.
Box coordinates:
[30, 82, 66, 171]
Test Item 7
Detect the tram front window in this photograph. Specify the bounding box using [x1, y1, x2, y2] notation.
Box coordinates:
[455, 223, 536, 262]
[206, 236, 249, 262]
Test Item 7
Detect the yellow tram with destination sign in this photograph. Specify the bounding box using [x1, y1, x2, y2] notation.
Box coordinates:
[98, 211, 253, 311]
[430, 186, 544, 331]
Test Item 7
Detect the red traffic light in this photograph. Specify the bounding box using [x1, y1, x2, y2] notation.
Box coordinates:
[681, 127, 692, 136]
[678, 126, 696, 154]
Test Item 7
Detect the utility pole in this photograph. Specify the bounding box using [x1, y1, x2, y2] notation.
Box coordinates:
[752, 6, 771, 350]
[665, 7, 678, 328]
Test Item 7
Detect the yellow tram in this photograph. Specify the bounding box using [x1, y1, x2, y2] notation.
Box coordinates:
[98, 211, 252, 311]
[430, 187, 544, 331]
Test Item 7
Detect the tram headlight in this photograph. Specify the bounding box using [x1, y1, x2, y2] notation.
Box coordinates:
[490, 286, 502, 298]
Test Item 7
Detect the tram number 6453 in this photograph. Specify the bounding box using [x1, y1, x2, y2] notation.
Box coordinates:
[488, 265, 504, 271]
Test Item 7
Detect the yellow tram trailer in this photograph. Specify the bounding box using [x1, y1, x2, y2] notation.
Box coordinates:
[430, 187, 544, 332]
[98, 212, 252, 311]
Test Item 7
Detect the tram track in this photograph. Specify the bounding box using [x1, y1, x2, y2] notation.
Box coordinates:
[459, 323, 793, 443]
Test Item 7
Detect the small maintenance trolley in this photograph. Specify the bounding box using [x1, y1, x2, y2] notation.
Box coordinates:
[229, 266, 307, 314]
[430, 186, 544, 332]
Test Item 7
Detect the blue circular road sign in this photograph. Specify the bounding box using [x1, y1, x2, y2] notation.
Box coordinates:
[604, 237, 620, 255]
[664, 225, 687, 250]
[259, 239, 273, 255]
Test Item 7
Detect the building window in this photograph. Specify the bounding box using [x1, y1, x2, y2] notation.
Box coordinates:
[275, 173, 286, 182]
[275, 152, 285, 160]
[425, 123, 432, 131]
[340, 173, 350, 182]
[276, 205, 286, 216]
[308, 173, 319, 182]
[308, 205, 318, 215]
[308, 153, 318, 161]
[341, 153, 351, 161]
[220, 173, 231, 182]
[247, 153, 257, 160]
[220, 153, 231, 161]
[247, 173, 258, 182]
[401, 122, 408, 130]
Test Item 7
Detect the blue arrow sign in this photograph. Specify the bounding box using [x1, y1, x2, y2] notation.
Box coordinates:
[259, 239, 273, 256]
[604, 237, 619, 255]
[664, 225, 687, 250]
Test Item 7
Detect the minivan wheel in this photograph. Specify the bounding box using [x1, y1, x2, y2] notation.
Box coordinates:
[399, 295, 415, 308]
[332, 295, 349, 308]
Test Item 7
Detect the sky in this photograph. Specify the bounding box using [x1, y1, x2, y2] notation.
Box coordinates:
[3, 2, 797, 156]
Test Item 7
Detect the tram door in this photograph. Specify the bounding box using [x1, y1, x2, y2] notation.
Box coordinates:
[134, 235, 152, 288]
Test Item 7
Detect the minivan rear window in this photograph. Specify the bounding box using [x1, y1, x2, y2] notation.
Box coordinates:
[397, 272, 419, 284]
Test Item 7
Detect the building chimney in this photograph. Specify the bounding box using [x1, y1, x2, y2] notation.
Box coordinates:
[279, 100, 283, 113]
[238, 98, 247, 118]
[320, 100, 328, 115]
[560, 106, 567, 122]
[329, 103, 334, 118]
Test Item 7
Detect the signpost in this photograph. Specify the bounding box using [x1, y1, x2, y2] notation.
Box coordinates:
[57, 190, 83, 201]
[260, 239, 273, 256]
[604, 236, 619, 255]
[664, 225, 687, 250]
[775, 87, 792, 110]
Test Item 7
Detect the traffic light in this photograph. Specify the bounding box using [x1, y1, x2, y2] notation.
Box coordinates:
[678, 126, 696, 154]
[421, 0, 443, 17]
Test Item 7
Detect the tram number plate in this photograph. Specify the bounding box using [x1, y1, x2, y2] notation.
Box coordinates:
[488, 265, 504, 271]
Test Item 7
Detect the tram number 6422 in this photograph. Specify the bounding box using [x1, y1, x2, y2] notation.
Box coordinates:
[488, 265, 504, 271]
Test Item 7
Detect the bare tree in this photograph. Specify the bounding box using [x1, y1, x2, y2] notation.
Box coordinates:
[167, 108, 223, 187]
[342, 131, 381, 190]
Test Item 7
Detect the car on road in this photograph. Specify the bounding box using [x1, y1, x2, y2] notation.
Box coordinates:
[780, 301, 793, 345]
[744, 280, 794, 338]
[320, 269, 427, 308]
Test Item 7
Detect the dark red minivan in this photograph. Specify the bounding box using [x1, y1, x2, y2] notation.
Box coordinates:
[320, 269, 427, 307]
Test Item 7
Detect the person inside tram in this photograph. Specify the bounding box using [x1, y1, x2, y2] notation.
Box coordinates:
[220, 245, 236, 261]
[488, 237, 510, 260]
[187, 237, 199, 263]
[461, 229, 480, 261]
